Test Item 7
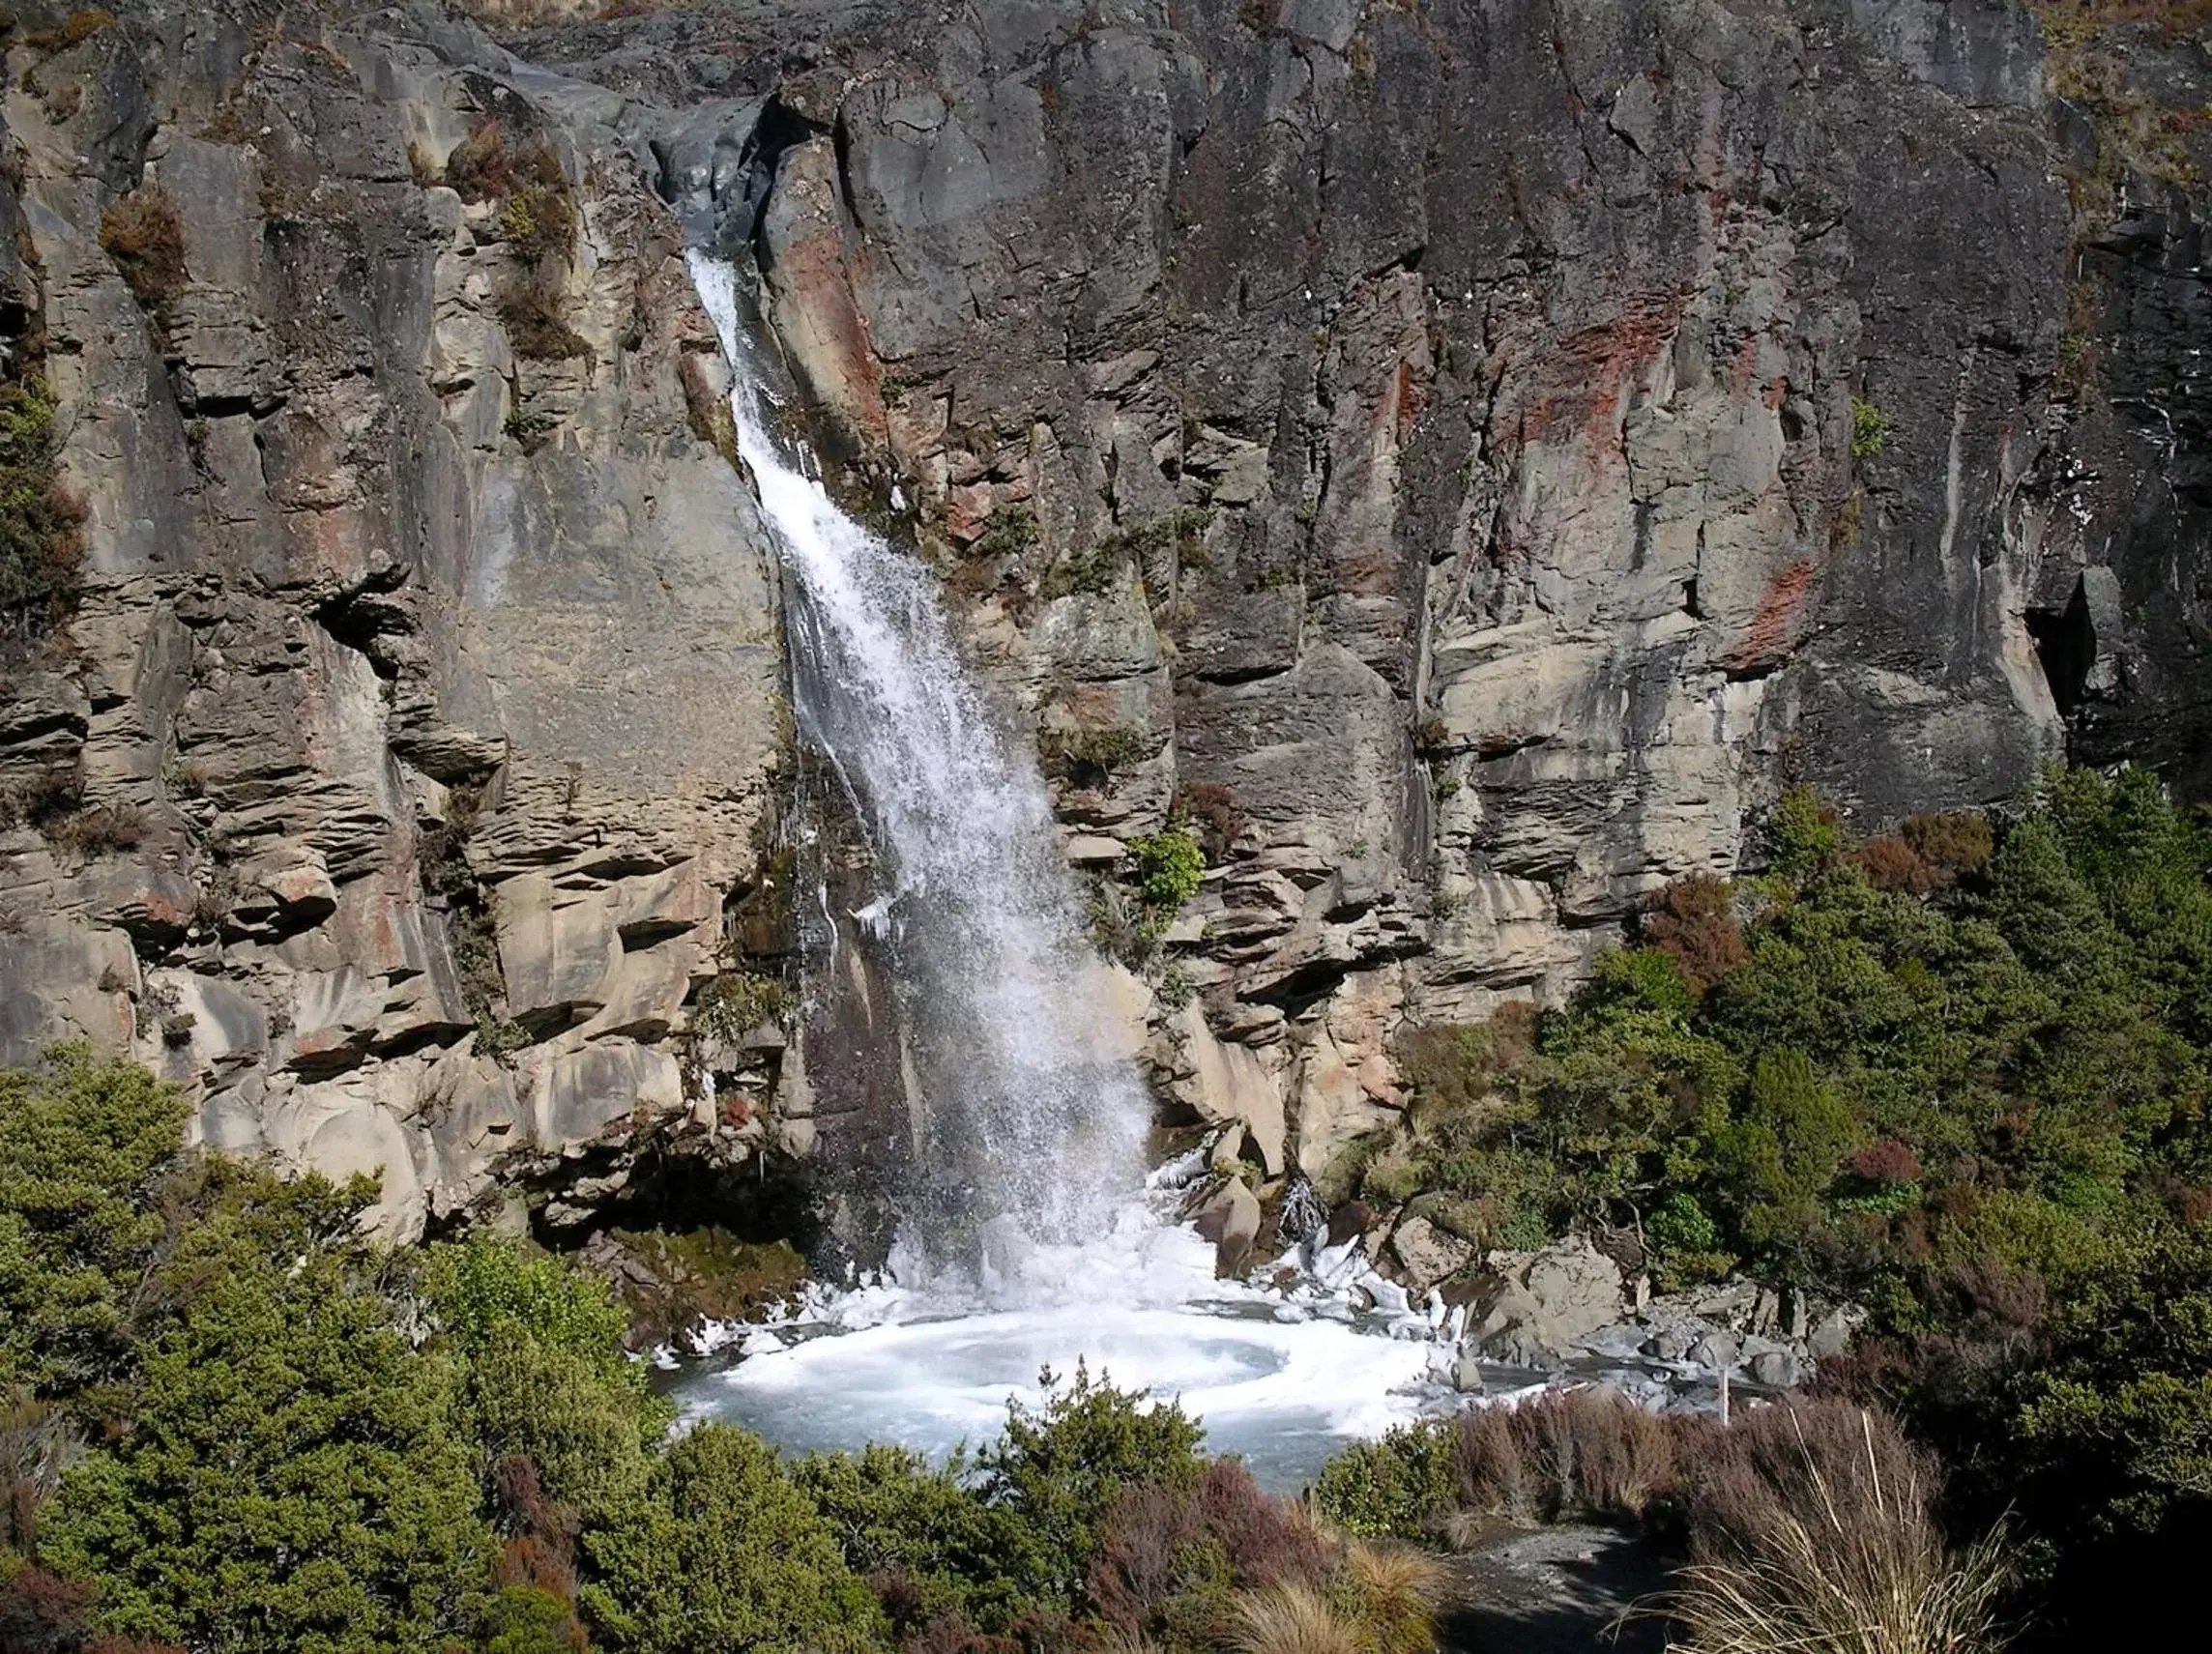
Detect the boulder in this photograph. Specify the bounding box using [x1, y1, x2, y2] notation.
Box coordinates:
[1750, 1349, 1801, 1389]
[1389, 1214, 1474, 1290]
[1807, 1307, 1859, 1362]
[1686, 1331, 1740, 1372]
[1449, 1348, 1487, 1393]
[1189, 1176, 1262, 1278]
[1465, 1234, 1628, 1362]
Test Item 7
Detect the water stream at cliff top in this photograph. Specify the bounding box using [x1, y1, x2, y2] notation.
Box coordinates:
[678, 253, 1457, 1487]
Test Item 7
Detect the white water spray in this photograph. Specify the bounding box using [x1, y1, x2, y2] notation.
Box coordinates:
[689, 254, 1150, 1274]
[675, 252, 1551, 1485]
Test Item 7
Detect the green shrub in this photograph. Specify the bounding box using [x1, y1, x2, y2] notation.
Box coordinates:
[40, 1166, 497, 1653]
[1129, 826, 1205, 914]
[793, 1444, 1041, 1632]
[423, 1239, 671, 1526]
[1849, 395, 1891, 460]
[976, 1362, 1208, 1602]
[0, 374, 84, 644]
[579, 1424, 883, 1654]
[1766, 785, 1843, 877]
[1311, 1419, 1457, 1539]
[692, 972, 796, 1043]
[0, 1047, 189, 1403]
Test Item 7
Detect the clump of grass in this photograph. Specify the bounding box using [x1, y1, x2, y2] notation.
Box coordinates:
[692, 971, 797, 1044]
[41, 801, 148, 858]
[1667, 1403, 2010, 1654]
[1338, 1540, 1443, 1654]
[1040, 724, 1148, 781]
[24, 8, 119, 50]
[1223, 1582, 1361, 1654]
[99, 189, 187, 307]
[502, 183, 576, 265]
[496, 284, 591, 362]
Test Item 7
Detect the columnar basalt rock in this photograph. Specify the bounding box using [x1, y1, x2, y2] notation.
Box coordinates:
[504, 0, 2205, 1198]
[0, 3, 792, 1238]
[6, 0, 2209, 1229]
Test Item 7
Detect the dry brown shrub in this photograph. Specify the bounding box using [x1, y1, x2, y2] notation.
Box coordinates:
[25, 8, 119, 50]
[1667, 1401, 2009, 1654]
[1090, 1459, 1334, 1632]
[43, 801, 148, 857]
[1642, 872, 1747, 989]
[445, 121, 516, 201]
[0, 1563, 95, 1654]
[1853, 835, 1945, 893]
[1176, 782, 1248, 857]
[99, 189, 187, 306]
[1900, 811, 1994, 875]
[1196, 1460, 1334, 1588]
[1089, 1483, 1200, 1632]
[495, 282, 592, 361]
[1453, 1389, 1682, 1524]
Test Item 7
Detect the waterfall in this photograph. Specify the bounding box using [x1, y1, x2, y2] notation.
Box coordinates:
[687, 254, 1151, 1280]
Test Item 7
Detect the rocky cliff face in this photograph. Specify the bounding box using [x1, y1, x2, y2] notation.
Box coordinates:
[0, 1, 793, 1239]
[4, 0, 2207, 1232]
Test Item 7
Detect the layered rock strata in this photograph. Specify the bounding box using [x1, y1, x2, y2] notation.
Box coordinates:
[4, 0, 2209, 1233]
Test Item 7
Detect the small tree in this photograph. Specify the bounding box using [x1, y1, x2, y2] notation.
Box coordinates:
[579, 1425, 882, 1654]
[39, 1168, 497, 1653]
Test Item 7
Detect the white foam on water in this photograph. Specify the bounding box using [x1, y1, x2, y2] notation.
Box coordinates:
[676, 1180, 1483, 1490]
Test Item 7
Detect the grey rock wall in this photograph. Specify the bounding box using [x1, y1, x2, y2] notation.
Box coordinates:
[6, 0, 2209, 1222]
[508, 0, 2212, 1193]
[0, 2, 794, 1239]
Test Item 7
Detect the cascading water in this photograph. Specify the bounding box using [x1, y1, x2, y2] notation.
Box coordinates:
[676, 251, 1475, 1488]
[688, 253, 1150, 1275]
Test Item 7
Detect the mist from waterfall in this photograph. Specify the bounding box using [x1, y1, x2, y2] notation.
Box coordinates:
[688, 254, 1151, 1284]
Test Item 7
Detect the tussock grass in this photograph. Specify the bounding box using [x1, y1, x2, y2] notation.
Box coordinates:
[1223, 1582, 1362, 1654]
[1343, 1539, 1444, 1654]
[1665, 1404, 2010, 1654]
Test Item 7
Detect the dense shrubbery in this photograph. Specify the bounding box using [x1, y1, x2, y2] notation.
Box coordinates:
[1365, 764, 2212, 1640]
[0, 1051, 1440, 1653]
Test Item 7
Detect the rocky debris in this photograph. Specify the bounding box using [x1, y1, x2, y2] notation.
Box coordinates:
[1373, 1229, 1857, 1384]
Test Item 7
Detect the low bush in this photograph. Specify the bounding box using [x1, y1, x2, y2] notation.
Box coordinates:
[496, 282, 593, 362]
[1316, 1390, 1693, 1541]
[1640, 873, 1747, 991]
[98, 191, 186, 308]
[580, 1425, 883, 1654]
[1128, 827, 1204, 915]
[0, 375, 84, 646]
[40, 801, 148, 858]
[692, 971, 797, 1043]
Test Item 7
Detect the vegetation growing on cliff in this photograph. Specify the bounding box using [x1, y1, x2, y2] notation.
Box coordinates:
[0, 372, 83, 648]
